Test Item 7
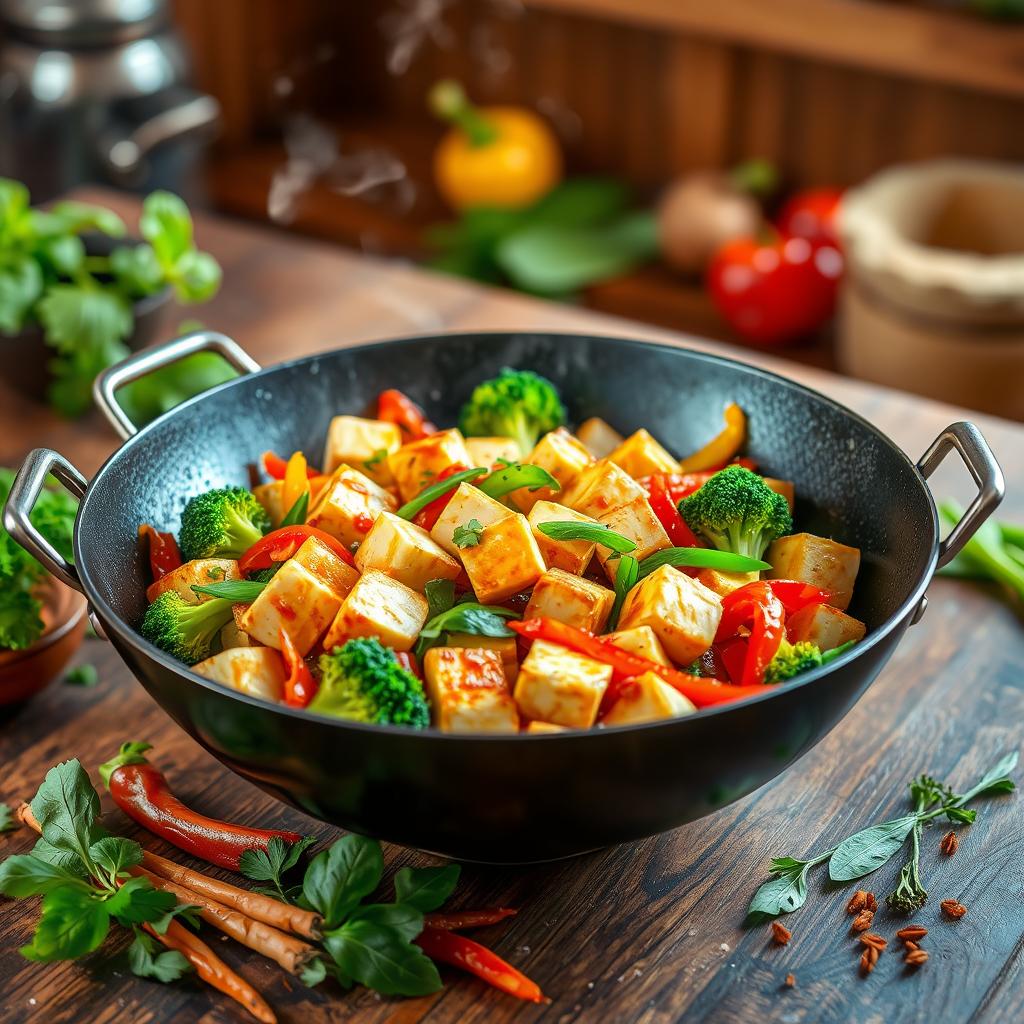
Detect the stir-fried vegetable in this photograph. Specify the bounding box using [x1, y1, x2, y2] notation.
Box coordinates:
[179, 487, 270, 561]
[458, 369, 566, 456]
[141, 592, 234, 665]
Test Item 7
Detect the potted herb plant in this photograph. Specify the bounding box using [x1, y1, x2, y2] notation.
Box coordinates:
[0, 180, 221, 416]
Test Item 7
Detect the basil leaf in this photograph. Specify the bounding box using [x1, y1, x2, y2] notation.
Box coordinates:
[396, 468, 488, 520]
[89, 837, 143, 879]
[637, 547, 770, 575]
[424, 578, 457, 619]
[537, 520, 636, 553]
[280, 491, 309, 528]
[477, 463, 560, 499]
[393, 863, 460, 912]
[453, 519, 484, 548]
[302, 834, 384, 928]
[323, 921, 442, 996]
[347, 903, 424, 943]
[190, 580, 267, 602]
[128, 929, 192, 983]
[828, 815, 918, 882]
[746, 865, 810, 923]
[29, 759, 106, 870]
[0, 854, 90, 899]
[608, 554, 639, 632]
[20, 887, 110, 962]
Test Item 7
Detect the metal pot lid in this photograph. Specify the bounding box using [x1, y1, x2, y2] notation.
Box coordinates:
[0, 0, 167, 46]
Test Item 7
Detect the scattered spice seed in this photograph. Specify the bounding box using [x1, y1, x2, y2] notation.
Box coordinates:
[941, 900, 967, 919]
[859, 947, 878, 975]
[784, 973, 796, 989]
[865, 892, 878, 912]
[846, 890, 868, 915]
[859, 933, 888, 952]
[905, 949, 929, 967]
[850, 910, 874, 933]
[904, 941, 919, 952]
[895, 925, 928, 942]
[771, 922, 792, 945]
[940, 831, 959, 857]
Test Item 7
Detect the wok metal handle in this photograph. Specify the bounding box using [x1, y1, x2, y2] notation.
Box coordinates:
[3, 449, 87, 593]
[918, 421, 1004, 569]
[94, 330, 262, 440]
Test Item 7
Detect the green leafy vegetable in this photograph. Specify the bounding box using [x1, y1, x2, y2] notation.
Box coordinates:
[393, 864, 461, 912]
[117, 350, 237, 429]
[458, 369, 566, 457]
[0, 803, 16, 833]
[239, 835, 317, 902]
[414, 602, 518, 659]
[424, 578, 457, 619]
[637, 547, 770, 576]
[396, 467, 488, 520]
[303, 834, 384, 929]
[453, 519, 484, 548]
[537, 520, 636, 554]
[190, 579, 268, 602]
[477, 462, 560, 499]
[323, 919, 440, 997]
[64, 664, 98, 687]
[127, 929, 192, 983]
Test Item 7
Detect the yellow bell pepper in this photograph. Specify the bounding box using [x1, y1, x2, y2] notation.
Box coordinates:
[678, 403, 747, 472]
[429, 80, 562, 210]
[282, 451, 310, 517]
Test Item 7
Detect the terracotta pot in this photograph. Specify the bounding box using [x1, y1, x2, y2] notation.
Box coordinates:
[0, 579, 88, 706]
[838, 160, 1024, 420]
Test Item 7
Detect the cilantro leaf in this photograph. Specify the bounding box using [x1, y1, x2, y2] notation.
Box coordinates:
[127, 928, 192, 983]
[20, 887, 110, 962]
[303, 834, 383, 929]
[0, 588, 45, 651]
[0, 255, 43, 332]
[393, 864, 460, 912]
[89, 836, 143, 881]
[106, 876, 178, 926]
[239, 835, 316, 899]
[29, 759, 107, 870]
[0, 854, 90, 898]
[453, 519, 484, 548]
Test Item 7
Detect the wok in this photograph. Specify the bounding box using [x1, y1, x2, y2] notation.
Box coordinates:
[4, 330, 1004, 863]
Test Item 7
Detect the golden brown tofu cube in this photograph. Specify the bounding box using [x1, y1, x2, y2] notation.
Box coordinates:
[604, 625, 672, 667]
[594, 496, 671, 581]
[527, 500, 599, 576]
[561, 458, 646, 519]
[764, 478, 795, 511]
[387, 429, 472, 503]
[618, 565, 722, 665]
[460, 513, 547, 604]
[446, 633, 519, 683]
[193, 647, 285, 703]
[513, 639, 612, 729]
[324, 416, 403, 487]
[602, 671, 697, 727]
[576, 417, 624, 459]
[422, 647, 520, 733]
[694, 568, 759, 598]
[148, 558, 242, 605]
[787, 603, 866, 651]
[355, 511, 461, 592]
[253, 481, 287, 527]
[524, 568, 615, 633]
[508, 428, 593, 513]
[524, 720, 568, 734]
[323, 569, 429, 653]
[218, 620, 252, 650]
[429, 482, 513, 556]
[767, 532, 861, 611]
[607, 429, 679, 479]
[307, 464, 397, 548]
[465, 436, 521, 468]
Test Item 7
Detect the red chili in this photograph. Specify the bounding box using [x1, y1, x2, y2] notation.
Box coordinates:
[261, 450, 321, 480]
[99, 746, 302, 871]
[715, 581, 786, 686]
[377, 389, 437, 441]
[413, 463, 469, 531]
[424, 908, 518, 930]
[139, 524, 182, 582]
[395, 651, 423, 680]
[414, 927, 547, 1003]
[238, 525, 355, 574]
[714, 635, 749, 686]
[647, 474, 703, 548]
[279, 628, 317, 708]
[766, 580, 832, 615]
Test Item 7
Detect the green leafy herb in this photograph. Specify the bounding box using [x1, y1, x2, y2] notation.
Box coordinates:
[746, 855, 831, 924]
[607, 554, 639, 632]
[127, 928, 192, 983]
[303, 834, 384, 930]
[280, 491, 309, 528]
[829, 816, 919, 882]
[0, 802, 16, 833]
[393, 864, 460, 912]
[239, 835, 317, 902]
[118, 349, 237, 429]
[64, 664, 97, 687]
[414, 602, 518, 659]
[396, 467, 488, 520]
[363, 449, 389, 472]
[453, 519, 484, 548]
[637, 547, 770, 576]
[536, 520, 636, 553]
[323, 919, 440, 996]
[477, 463, 560, 499]
[190, 579, 268, 602]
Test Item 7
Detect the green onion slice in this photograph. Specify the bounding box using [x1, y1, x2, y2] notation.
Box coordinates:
[396, 467, 489, 520]
[536, 521, 636, 553]
[607, 554, 640, 632]
[637, 547, 769, 577]
[191, 580, 268, 602]
[477, 463, 560, 499]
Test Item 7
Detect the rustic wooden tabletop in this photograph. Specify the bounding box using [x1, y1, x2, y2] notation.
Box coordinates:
[1, 190, 1021, 1024]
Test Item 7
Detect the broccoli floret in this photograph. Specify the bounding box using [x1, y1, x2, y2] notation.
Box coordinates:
[764, 639, 823, 684]
[141, 591, 234, 665]
[309, 637, 430, 728]
[179, 486, 270, 561]
[679, 465, 792, 560]
[458, 368, 566, 457]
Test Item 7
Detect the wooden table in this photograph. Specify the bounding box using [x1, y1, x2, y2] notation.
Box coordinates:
[2, 190, 1022, 1024]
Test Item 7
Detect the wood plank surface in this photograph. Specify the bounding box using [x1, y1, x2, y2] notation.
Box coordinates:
[1, 190, 1022, 1024]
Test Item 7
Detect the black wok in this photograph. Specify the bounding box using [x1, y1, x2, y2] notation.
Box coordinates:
[4, 330, 1004, 863]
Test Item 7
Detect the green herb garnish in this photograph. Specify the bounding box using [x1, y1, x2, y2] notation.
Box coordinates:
[637, 547, 769, 576]
[537, 520, 636, 553]
[414, 603, 518, 659]
[453, 520, 484, 548]
[396, 468, 488, 521]
[477, 462, 560, 499]
[362, 449, 389, 472]
[64, 665, 98, 687]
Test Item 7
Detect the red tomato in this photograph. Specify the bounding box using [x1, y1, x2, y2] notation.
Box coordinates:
[707, 235, 843, 347]
[777, 187, 844, 246]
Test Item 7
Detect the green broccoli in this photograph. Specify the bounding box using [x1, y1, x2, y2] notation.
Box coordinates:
[141, 590, 233, 665]
[178, 486, 270, 561]
[764, 639, 823, 683]
[458, 368, 566, 457]
[679, 465, 792, 560]
[309, 637, 430, 728]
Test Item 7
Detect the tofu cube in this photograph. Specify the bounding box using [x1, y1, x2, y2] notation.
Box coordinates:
[787, 603, 867, 651]
[430, 482, 513, 556]
[618, 565, 722, 665]
[607, 429, 679, 479]
[694, 568, 759, 598]
[593, 496, 670, 581]
[324, 416, 403, 487]
[147, 559, 241, 605]
[576, 417, 624, 459]
[527, 500, 599, 575]
[239, 537, 357, 654]
[218, 619, 252, 650]
[601, 671, 696, 727]
[465, 436, 521, 468]
[513, 639, 612, 729]
[422, 647, 520, 733]
[604, 625, 672, 667]
[459, 512, 547, 604]
[253, 481, 287, 527]
[324, 569, 428, 653]
[561, 458, 646, 519]
[764, 477, 795, 511]
[508, 428, 593, 513]
[355, 511, 461, 592]
[387, 429, 472, 503]
[525, 720, 568, 734]
[446, 633, 519, 683]
[767, 532, 861, 610]
[524, 568, 615, 633]
[307, 464, 398, 548]
[194, 647, 286, 703]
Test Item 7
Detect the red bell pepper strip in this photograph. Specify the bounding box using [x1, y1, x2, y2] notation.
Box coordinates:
[414, 926, 547, 1003]
[508, 618, 767, 709]
[98, 743, 303, 871]
[714, 582, 785, 687]
[377, 388, 437, 441]
[238, 525, 355, 574]
[395, 650, 423, 679]
[714, 635, 749, 686]
[413, 463, 470, 531]
[138, 524, 183, 582]
[424, 908, 518, 930]
[261, 450, 321, 480]
[765, 580, 832, 615]
[279, 628, 317, 708]
[647, 474, 703, 548]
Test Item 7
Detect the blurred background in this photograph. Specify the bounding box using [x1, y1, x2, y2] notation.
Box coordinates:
[2, 0, 1024, 419]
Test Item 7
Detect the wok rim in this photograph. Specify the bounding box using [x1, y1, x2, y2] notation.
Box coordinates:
[77, 330, 940, 742]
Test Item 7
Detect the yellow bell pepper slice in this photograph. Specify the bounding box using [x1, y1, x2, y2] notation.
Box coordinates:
[678, 403, 747, 473]
[282, 451, 310, 518]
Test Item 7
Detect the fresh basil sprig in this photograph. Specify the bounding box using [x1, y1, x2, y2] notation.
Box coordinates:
[477, 463, 560, 499]
[396, 467, 488, 520]
[190, 579, 268, 602]
[637, 547, 769, 576]
[537, 520, 636, 553]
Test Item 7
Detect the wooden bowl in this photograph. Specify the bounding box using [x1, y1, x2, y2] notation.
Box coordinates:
[0, 581, 88, 707]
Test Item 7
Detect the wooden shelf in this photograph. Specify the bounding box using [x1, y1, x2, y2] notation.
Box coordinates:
[525, 0, 1024, 99]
